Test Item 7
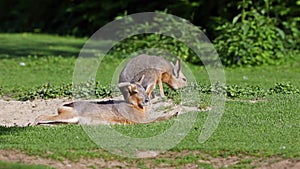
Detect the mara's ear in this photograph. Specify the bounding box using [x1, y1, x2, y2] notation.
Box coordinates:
[175, 59, 181, 71]
[118, 82, 138, 94]
[128, 84, 138, 94]
[170, 62, 176, 76]
[138, 75, 145, 85]
[171, 59, 181, 77]
[118, 82, 131, 88]
[175, 59, 181, 76]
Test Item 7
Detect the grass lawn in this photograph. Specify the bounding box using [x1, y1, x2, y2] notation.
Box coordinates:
[0, 33, 299, 168]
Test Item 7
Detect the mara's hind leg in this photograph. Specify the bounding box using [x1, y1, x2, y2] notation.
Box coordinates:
[34, 106, 79, 125]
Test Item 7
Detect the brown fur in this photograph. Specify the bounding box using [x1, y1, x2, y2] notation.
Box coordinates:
[34, 99, 178, 125]
[119, 54, 188, 100]
[34, 100, 147, 125]
[132, 68, 164, 98]
[34, 81, 177, 125]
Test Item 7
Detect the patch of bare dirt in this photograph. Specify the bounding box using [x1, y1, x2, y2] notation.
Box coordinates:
[226, 98, 268, 103]
[0, 98, 72, 127]
[0, 149, 130, 169]
[1, 149, 300, 169]
[256, 158, 300, 169]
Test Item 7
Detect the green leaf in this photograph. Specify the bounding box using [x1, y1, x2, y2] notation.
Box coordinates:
[276, 28, 285, 39]
[232, 14, 241, 25]
[242, 24, 249, 34]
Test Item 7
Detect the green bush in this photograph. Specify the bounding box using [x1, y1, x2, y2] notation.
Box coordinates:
[264, 0, 300, 50]
[109, 34, 200, 64]
[110, 12, 203, 64]
[213, 0, 286, 66]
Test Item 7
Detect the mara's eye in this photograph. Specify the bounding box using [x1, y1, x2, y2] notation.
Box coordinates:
[182, 78, 187, 81]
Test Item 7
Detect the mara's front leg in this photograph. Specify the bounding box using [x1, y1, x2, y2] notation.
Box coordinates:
[158, 78, 165, 98]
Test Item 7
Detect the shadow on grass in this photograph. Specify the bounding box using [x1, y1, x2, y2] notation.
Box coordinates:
[0, 44, 82, 59]
[0, 33, 85, 59]
[0, 126, 31, 147]
[0, 126, 28, 136]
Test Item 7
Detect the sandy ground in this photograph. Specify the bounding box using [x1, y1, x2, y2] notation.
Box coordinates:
[0, 98, 72, 127]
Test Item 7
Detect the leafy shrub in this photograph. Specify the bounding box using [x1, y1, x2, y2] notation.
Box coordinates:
[15, 81, 299, 101]
[269, 82, 300, 95]
[110, 12, 206, 64]
[18, 81, 113, 101]
[18, 83, 71, 101]
[182, 81, 298, 99]
[109, 34, 200, 64]
[226, 84, 266, 97]
[263, 0, 300, 50]
[281, 17, 300, 50]
[213, 0, 286, 66]
[195, 82, 266, 98]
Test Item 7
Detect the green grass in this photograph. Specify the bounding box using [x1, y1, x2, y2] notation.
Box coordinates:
[0, 125, 99, 160]
[0, 56, 75, 91]
[188, 56, 300, 89]
[0, 94, 299, 167]
[0, 33, 299, 94]
[180, 94, 300, 156]
[0, 33, 122, 97]
[0, 33, 81, 94]
[0, 33, 300, 168]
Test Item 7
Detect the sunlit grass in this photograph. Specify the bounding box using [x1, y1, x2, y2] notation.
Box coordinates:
[0, 33, 299, 168]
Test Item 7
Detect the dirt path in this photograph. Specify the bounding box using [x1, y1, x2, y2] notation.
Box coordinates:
[0, 149, 300, 169]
